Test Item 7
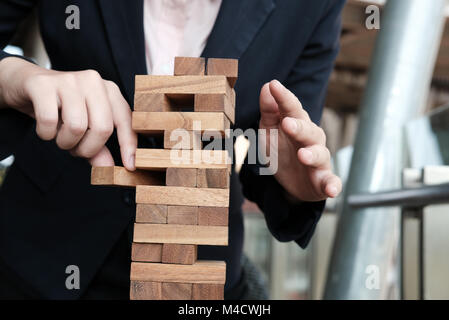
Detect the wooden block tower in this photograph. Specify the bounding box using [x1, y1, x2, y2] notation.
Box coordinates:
[91, 57, 237, 300]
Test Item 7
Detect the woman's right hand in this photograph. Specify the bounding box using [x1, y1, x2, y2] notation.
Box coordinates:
[0, 57, 137, 170]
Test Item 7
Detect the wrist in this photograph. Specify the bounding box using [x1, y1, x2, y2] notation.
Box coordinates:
[0, 57, 39, 109]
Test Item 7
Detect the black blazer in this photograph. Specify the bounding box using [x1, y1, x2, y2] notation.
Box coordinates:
[0, 0, 344, 299]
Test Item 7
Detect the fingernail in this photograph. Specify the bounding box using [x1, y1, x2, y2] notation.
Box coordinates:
[128, 154, 135, 170]
[328, 186, 338, 197]
[284, 117, 298, 132]
[301, 149, 313, 163]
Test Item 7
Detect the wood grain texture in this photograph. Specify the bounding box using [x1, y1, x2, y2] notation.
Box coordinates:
[164, 130, 202, 150]
[130, 281, 162, 300]
[131, 243, 163, 262]
[136, 149, 231, 171]
[91, 166, 164, 187]
[135, 204, 167, 224]
[136, 186, 229, 207]
[132, 112, 230, 134]
[166, 168, 197, 187]
[162, 282, 192, 300]
[198, 207, 228, 226]
[194, 93, 235, 124]
[197, 168, 230, 189]
[206, 58, 238, 88]
[135, 75, 231, 95]
[131, 261, 226, 284]
[162, 244, 197, 265]
[174, 57, 205, 76]
[192, 284, 224, 300]
[134, 92, 172, 112]
[167, 206, 198, 225]
[133, 223, 228, 246]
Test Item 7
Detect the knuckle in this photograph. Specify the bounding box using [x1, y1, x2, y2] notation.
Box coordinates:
[93, 123, 114, 138]
[67, 120, 87, 136]
[61, 73, 78, 87]
[37, 113, 58, 128]
[82, 69, 102, 81]
[104, 80, 119, 92]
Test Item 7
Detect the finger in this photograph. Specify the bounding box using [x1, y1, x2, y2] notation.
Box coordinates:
[27, 86, 59, 140]
[74, 75, 113, 158]
[55, 88, 88, 150]
[259, 82, 280, 128]
[88, 145, 115, 167]
[268, 80, 310, 120]
[298, 145, 331, 169]
[281, 117, 326, 146]
[320, 173, 342, 198]
[105, 80, 137, 171]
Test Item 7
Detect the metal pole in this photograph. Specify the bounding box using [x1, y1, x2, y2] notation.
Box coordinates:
[324, 0, 447, 299]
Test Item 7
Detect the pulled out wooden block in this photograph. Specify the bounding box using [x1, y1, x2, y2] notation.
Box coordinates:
[174, 57, 205, 76]
[164, 130, 202, 150]
[131, 261, 226, 284]
[135, 75, 231, 95]
[136, 204, 167, 224]
[206, 58, 238, 88]
[162, 244, 197, 265]
[192, 284, 224, 300]
[91, 166, 164, 187]
[166, 168, 197, 187]
[167, 206, 198, 225]
[198, 207, 228, 226]
[194, 93, 235, 124]
[132, 112, 230, 134]
[136, 185, 229, 207]
[130, 281, 162, 300]
[133, 224, 228, 246]
[197, 168, 230, 189]
[131, 243, 162, 262]
[162, 282, 193, 300]
[136, 149, 230, 171]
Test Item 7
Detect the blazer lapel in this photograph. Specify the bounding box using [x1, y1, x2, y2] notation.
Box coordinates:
[202, 0, 276, 59]
[97, 0, 147, 104]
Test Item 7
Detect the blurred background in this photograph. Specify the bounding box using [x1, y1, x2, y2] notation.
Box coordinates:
[2, 0, 449, 300]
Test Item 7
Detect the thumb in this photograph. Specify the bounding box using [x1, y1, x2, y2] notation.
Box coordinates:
[89, 145, 115, 167]
[259, 82, 280, 129]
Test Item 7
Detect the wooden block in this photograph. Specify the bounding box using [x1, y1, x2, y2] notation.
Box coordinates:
[198, 207, 228, 226]
[131, 243, 162, 262]
[162, 282, 192, 300]
[136, 186, 229, 207]
[164, 130, 202, 150]
[91, 166, 164, 187]
[134, 92, 172, 112]
[135, 204, 167, 223]
[194, 93, 235, 124]
[197, 168, 230, 189]
[167, 206, 198, 225]
[206, 58, 238, 88]
[130, 281, 162, 300]
[133, 224, 228, 246]
[174, 57, 205, 76]
[132, 112, 230, 134]
[131, 261, 226, 284]
[135, 149, 231, 171]
[135, 75, 231, 96]
[192, 284, 224, 300]
[162, 244, 197, 264]
[166, 168, 197, 187]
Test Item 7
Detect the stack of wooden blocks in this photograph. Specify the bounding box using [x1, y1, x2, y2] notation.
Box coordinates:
[91, 57, 237, 300]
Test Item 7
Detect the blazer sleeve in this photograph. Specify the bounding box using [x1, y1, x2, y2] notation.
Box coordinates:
[0, 0, 37, 160]
[239, 0, 345, 248]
